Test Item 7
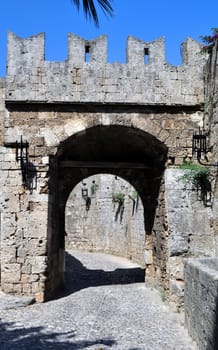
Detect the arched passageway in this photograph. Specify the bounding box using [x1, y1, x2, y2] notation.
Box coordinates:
[65, 174, 145, 265]
[46, 125, 168, 298]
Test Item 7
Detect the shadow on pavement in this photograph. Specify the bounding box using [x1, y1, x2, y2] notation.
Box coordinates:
[0, 319, 116, 350]
[59, 252, 145, 297]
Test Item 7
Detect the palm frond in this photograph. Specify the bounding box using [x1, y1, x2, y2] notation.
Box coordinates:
[71, 0, 113, 27]
[97, 0, 113, 17]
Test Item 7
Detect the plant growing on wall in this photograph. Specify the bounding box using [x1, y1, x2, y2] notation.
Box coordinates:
[200, 28, 218, 54]
[90, 180, 98, 196]
[112, 192, 125, 204]
[179, 161, 212, 206]
[128, 191, 139, 216]
[112, 192, 125, 222]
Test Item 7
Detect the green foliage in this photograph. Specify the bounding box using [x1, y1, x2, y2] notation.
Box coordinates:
[200, 28, 218, 54]
[131, 190, 138, 200]
[112, 192, 125, 204]
[90, 182, 98, 195]
[179, 162, 210, 187]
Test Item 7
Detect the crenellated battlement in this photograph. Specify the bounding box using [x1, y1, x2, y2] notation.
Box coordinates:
[6, 32, 206, 105]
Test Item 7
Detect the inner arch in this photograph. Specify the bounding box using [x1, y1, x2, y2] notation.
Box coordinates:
[65, 174, 145, 265]
[58, 125, 167, 166]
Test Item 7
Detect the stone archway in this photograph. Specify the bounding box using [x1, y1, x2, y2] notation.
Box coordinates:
[45, 125, 168, 299]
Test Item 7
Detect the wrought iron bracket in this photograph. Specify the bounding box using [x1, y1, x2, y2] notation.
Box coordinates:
[192, 128, 218, 169]
[4, 136, 30, 186]
[16, 136, 29, 187]
[15, 136, 29, 163]
[4, 137, 38, 192]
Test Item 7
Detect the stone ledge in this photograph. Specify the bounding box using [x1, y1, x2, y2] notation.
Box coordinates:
[184, 258, 218, 350]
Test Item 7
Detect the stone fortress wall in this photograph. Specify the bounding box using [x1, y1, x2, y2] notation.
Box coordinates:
[204, 40, 218, 242]
[0, 78, 5, 146]
[3, 33, 207, 168]
[184, 39, 218, 349]
[0, 31, 215, 312]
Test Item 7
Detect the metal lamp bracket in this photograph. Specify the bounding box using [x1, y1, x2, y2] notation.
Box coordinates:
[192, 128, 218, 168]
[15, 136, 29, 186]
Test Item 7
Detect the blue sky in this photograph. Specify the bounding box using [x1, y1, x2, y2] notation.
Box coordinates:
[0, 0, 217, 76]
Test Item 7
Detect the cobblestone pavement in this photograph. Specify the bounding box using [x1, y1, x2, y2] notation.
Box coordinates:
[0, 250, 196, 350]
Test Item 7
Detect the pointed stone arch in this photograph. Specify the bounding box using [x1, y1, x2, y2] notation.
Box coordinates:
[45, 124, 168, 298]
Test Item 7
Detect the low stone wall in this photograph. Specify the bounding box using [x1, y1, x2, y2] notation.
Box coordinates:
[184, 258, 218, 349]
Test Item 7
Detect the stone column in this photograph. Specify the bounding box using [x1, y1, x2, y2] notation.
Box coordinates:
[144, 233, 155, 282]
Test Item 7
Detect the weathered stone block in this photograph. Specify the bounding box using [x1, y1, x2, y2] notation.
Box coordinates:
[22, 283, 32, 294]
[144, 250, 153, 265]
[0, 246, 17, 263]
[168, 256, 184, 280]
[21, 264, 31, 275]
[31, 257, 47, 274]
[32, 282, 39, 293]
[17, 247, 27, 258]
[169, 279, 184, 298]
[1, 263, 21, 283]
[35, 292, 45, 303]
[169, 232, 189, 256]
